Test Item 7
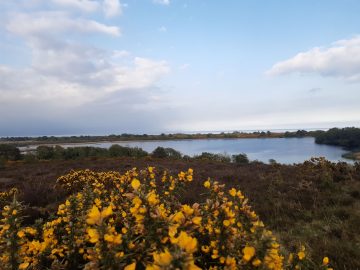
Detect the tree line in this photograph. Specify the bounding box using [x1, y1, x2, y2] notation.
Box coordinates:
[0, 144, 250, 168]
[0, 130, 311, 145]
[314, 127, 360, 149]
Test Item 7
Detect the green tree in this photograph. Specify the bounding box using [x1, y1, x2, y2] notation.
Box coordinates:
[152, 147, 168, 158]
[232, 153, 249, 164]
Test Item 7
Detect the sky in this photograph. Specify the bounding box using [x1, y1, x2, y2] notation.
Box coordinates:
[0, 0, 360, 136]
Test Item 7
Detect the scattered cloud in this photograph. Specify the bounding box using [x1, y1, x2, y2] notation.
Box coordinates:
[153, 0, 170, 5]
[103, 0, 122, 18]
[7, 11, 121, 37]
[0, 55, 170, 105]
[52, 0, 99, 13]
[51, 0, 123, 17]
[112, 50, 130, 58]
[158, 26, 167, 32]
[0, 2, 170, 108]
[267, 36, 360, 82]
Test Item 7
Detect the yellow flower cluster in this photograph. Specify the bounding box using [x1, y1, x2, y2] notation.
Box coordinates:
[0, 167, 332, 269]
[0, 188, 18, 207]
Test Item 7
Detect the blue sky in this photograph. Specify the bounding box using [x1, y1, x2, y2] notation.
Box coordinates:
[0, 0, 360, 136]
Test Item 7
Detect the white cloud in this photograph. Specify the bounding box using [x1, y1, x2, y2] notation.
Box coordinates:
[153, 0, 170, 5]
[0, 54, 170, 106]
[0, 6, 170, 106]
[103, 0, 122, 17]
[52, 0, 99, 12]
[111, 57, 170, 91]
[7, 12, 121, 37]
[112, 50, 130, 58]
[267, 36, 360, 82]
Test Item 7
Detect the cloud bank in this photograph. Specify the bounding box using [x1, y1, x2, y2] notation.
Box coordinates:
[0, 1, 170, 107]
[0, 0, 172, 135]
[51, 0, 122, 17]
[267, 36, 360, 82]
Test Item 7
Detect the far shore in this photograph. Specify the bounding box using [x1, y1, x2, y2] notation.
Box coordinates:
[0, 130, 311, 147]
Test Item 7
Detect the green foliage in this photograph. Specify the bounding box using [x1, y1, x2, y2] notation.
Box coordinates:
[0, 144, 21, 161]
[194, 152, 231, 162]
[109, 144, 148, 158]
[62, 146, 108, 160]
[151, 147, 182, 159]
[314, 127, 360, 149]
[269, 159, 277, 165]
[284, 130, 309, 138]
[36, 146, 55, 160]
[232, 153, 249, 164]
[33, 145, 149, 160]
[23, 153, 36, 163]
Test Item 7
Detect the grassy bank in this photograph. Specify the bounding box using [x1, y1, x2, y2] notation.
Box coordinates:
[0, 157, 359, 269]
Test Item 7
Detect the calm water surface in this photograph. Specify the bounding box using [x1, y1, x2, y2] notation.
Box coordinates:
[23, 137, 351, 164]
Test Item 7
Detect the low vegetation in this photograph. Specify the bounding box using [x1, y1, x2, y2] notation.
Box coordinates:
[0, 167, 333, 269]
[1, 144, 251, 166]
[0, 157, 359, 269]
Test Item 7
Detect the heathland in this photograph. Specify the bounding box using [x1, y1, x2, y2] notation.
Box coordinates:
[0, 156, 359, 269]
[0, 127, 359, 269]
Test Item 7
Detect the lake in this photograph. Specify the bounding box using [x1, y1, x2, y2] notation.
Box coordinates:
[21, 137, 352, 164]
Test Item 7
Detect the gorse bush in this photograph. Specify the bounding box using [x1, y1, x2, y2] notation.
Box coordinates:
[0, 168, 332, 269]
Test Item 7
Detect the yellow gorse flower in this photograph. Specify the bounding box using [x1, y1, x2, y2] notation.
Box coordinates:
[0, 167, 327, 270]
[173, 231, 198, 253]
[131, 178, 141, 190]
[124, 262, 136, 270]
[86, 228, 99, 243]
[203, 179, 211, 188]
[243, 246, 256, 262]
[86, 205, 113, 225]
[153, 249, 173, 266]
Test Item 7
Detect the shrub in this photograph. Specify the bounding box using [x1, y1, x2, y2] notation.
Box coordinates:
[152, 147, 182, 159]
[0, 144, 21, 161]
[152, 147, 168, 158]
[194, 152, 231, 163]
[232, 153, 249, 164]
[23, 153, 36, 163]
[0, 168, 332, 269]
[36, 145, 55, 160]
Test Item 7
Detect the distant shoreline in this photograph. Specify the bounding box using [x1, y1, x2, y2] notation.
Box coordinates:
[2, 128, 359, 161]
[0, 130, 312, 146]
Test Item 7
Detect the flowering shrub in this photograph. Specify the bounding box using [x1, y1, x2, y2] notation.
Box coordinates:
[0, 188, 18, 208]
[0, 167, 332, 269]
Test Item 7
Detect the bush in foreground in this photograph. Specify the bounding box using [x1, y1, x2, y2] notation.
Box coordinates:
[0, 168, 332, 269]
